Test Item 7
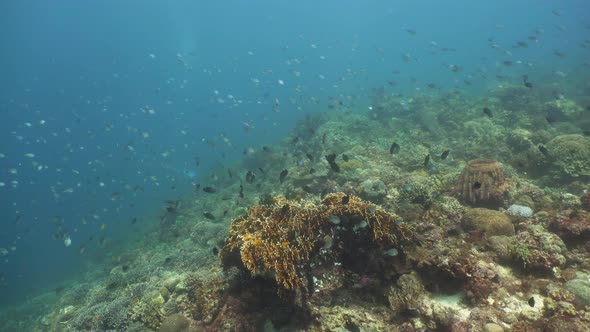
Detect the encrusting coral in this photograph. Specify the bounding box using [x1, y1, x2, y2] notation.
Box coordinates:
[221, 192, 415, 292]
[455, 159, 509, 208]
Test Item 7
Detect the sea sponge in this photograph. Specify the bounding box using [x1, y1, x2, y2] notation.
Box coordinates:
[221, 193, 414, 292]
[546, 134, 590, 177]
[455, 159, 509, 208]
[462, 208, 514, 236]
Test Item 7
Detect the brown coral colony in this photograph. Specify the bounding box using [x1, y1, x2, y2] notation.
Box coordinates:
[221, 193, 415, 292]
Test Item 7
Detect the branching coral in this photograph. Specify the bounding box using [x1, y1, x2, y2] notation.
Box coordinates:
[221, 193, 414, 292]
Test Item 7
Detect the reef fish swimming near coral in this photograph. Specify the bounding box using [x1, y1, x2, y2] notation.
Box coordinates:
[538, 144, 549, 156]
[203, 186, 216, 193]
[423, 154, 431, 167]
[390, 141, 401, 154]
[523, 74, 533, 88]
[246, 170, 256, 184]
[325, 153, 340, 172]
[279, 169, 288, 183]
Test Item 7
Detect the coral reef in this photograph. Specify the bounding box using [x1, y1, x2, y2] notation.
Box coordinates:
[221, 193, 415, 292]
[462, 208, 515, 236]
[358, 178, 387, 203]
[129, 290, 165, 330]
[4, 89, 590, 332]
[549, 210, 590, 245]
[69, 297, 131, 331]
[159, 313, 193, 332]
[546, 134, 590, 178]
[399, 173, 443, 208]
[506, 204, 533, 218]
[387, 272, 427, 315]
[543, 99, 585, 122]
[565, 272, 590, 306]
[582, 188, 590, 210]
[510, 225, 567, 272]
[455, 159, 509, 208]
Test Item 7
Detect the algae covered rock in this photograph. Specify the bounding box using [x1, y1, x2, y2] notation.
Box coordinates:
[399, 174, 442, 206]
[510, 224, 567, 271]
[506, 128, 534, 152]
[358, 178, 387, 203]
[488, 235, 514, 260]
[549, 209, 590, 244]
[582, 188, 590, 210]
[483, 322, 505, 332]
[387, 272, 427, 315]
[462, 208, 514, 236]
[543, 99, 585, 122]
[546, 134, 590, 177]
[160, 313, 192, 332]
[564, 272, 590, 306]
[130, 290, 165, 330]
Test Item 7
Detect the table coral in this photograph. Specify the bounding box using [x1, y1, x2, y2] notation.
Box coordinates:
[221, 193, 415, 292]
[455, 159, 509, 208]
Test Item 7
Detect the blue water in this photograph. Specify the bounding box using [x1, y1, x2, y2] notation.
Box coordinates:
[0, 0, 588, 307]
